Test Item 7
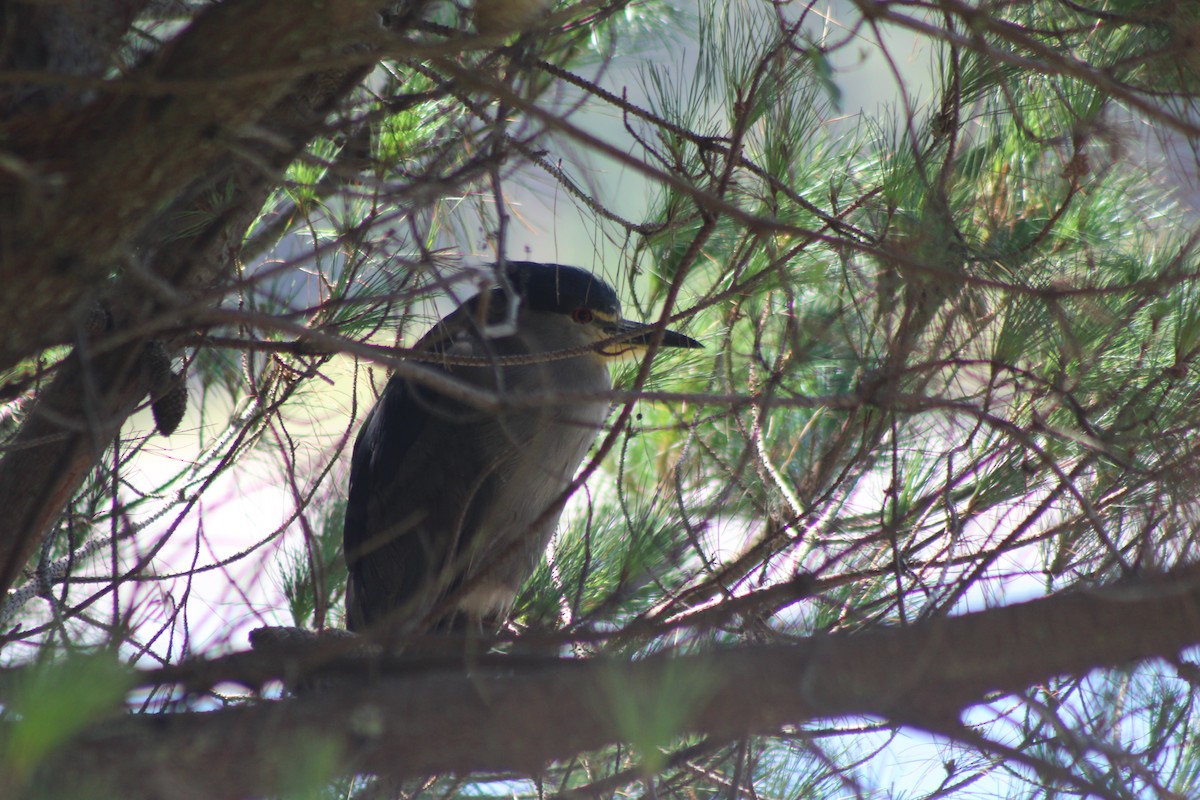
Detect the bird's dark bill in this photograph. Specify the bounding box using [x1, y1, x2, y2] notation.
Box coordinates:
[599, 320, 702, 357]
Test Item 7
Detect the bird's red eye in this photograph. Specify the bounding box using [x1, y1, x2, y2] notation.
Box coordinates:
[571, 307, 594, 324]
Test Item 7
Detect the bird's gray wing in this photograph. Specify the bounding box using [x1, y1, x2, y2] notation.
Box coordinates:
[343, 369, 435, 631]
[345, 362, 484, 633]
[343, 324, 499, 632]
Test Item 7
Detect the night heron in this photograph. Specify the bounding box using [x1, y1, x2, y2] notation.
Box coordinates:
[343, 262, 701, 634]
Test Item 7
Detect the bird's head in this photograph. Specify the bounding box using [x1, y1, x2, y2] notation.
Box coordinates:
[494, 261, 702, 360]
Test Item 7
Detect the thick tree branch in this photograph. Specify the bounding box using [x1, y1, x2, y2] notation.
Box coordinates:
[0, 0, 386, 372]
[0, 2, 394, 598]
[33, 566, 1200, 799]
[0, 0, 147, 114]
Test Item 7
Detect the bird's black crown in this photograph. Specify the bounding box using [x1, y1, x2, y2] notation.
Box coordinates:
[501, 261, 621, 318]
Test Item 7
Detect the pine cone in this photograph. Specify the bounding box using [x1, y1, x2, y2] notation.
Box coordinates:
[143, 341, 188, 436]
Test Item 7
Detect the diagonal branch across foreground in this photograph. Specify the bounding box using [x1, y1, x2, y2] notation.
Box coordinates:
[37, 565, 1200, 799]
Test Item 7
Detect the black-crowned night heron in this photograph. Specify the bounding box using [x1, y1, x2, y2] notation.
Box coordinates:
[343, 262, 701, 634]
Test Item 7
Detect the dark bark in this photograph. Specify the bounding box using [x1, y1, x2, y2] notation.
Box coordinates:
[0, 1, 388, 597]
[0, 0, 147, 114]
[0, 0, 385, 373]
